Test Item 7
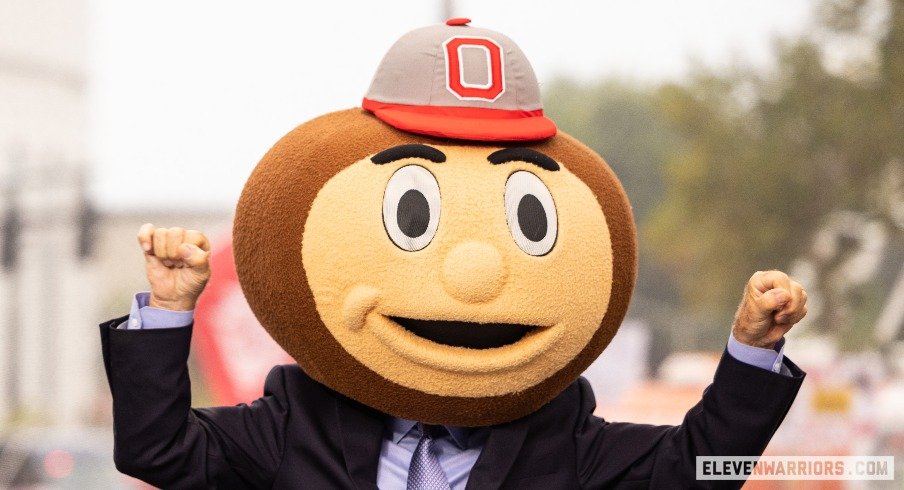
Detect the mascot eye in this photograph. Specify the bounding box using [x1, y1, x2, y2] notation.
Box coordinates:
[383, 165, 441, 251]
[504, 171, 557, 256]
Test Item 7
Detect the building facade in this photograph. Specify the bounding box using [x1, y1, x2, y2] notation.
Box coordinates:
[0, 0, 95, 426]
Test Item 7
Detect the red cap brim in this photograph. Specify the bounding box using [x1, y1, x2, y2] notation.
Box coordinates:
[363, 98, 557, 142]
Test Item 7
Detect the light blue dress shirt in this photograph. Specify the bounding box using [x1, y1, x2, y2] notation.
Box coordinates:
[378, 418, 488, 490]
[122, 291, 790, 488]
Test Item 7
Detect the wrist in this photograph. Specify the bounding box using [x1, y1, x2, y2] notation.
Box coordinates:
[731, 327, 777, 349]
[149, 294, 196, 311]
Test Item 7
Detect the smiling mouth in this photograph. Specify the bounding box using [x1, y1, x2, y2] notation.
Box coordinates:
[389, 317, 537, 349]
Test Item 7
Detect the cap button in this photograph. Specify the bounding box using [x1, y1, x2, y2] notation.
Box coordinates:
[446, 17, 471, 26]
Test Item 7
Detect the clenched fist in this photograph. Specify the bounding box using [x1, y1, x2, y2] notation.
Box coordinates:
[732, 270, 808, 349]
[137, 223, 211, 311]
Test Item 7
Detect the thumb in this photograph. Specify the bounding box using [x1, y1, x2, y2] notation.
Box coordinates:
[755, 288, 790, 314]
[179, 243, 210, 269]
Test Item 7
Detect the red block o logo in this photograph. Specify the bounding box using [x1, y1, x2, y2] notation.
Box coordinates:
[443, 36, 505, 101]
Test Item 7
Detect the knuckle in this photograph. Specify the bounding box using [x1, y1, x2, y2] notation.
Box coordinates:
[765, 270, 783, 282]
[186, 230, 204, 243]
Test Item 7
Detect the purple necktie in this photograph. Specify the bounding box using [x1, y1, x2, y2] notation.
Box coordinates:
[407, 423, 452, 490]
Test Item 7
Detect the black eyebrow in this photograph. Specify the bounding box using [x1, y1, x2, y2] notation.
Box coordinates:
[487, 147, 559, 171]
[371, 144, 446, 164]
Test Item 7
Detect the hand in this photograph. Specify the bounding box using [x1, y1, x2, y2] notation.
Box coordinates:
[732, 270, 808, 349]
[137, 223, 211, 311]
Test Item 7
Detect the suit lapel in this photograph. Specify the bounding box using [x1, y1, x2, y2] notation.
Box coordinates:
[464, 420, 529, 490]
[336, 397, 385, 490]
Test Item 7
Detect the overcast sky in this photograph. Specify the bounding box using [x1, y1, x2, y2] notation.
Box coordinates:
[87, 0, 815, 211]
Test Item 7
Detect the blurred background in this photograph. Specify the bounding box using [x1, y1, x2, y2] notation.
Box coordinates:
[1, 0, 903, 487]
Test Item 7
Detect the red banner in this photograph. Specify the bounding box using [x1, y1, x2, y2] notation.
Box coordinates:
[193, 234, 293, 405]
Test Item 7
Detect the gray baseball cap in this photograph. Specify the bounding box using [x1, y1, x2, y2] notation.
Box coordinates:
[363, 18, 557, 141]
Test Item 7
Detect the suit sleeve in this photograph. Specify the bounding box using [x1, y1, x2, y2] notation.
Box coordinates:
[99, 316, 289, 489]
[575, 349, 804, 489]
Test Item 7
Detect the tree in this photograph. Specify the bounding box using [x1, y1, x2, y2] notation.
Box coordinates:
[544, 0, 904, 353]
[646, 0, 904, 349]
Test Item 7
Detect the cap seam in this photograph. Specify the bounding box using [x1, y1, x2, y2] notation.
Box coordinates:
[428, 36, 444, 106]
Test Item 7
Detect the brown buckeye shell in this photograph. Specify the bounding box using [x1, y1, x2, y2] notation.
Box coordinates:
[233, 109, 636, 426]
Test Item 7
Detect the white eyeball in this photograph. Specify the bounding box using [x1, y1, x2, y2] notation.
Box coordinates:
[383, 165, 441, 251]
[504, 171, 557, 256]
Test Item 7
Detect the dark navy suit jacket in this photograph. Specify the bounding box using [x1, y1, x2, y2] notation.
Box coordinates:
[99, 317, 804, 489]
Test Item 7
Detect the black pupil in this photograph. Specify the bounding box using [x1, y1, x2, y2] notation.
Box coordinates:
[397, 189, 430, 238]
[517, 194, 547, 242]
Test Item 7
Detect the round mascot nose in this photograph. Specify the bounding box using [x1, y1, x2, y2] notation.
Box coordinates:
[441, 241, 506, 303]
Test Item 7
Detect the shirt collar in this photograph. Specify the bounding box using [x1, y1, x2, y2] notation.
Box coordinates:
[388, 417, 474, 449]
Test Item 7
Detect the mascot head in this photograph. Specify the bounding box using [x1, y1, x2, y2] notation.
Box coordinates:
[233, 19, 636, 426]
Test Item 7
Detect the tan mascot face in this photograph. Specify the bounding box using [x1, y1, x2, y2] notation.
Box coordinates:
[234, 21, 636, 426]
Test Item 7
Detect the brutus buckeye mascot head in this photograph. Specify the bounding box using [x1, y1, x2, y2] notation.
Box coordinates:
[233, 19, 636, 426]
